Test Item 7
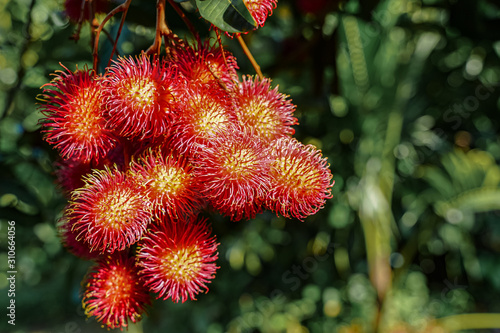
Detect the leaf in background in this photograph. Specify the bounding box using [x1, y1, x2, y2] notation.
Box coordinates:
[435, 187, 500, 217]
[194, 0, 257, 33]
[421, 149, 500, 223]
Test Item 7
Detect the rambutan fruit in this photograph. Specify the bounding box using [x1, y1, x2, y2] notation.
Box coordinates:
[53, 158, 93, 196]
[58, 213, 100, 260]
[39, 66, 117, 162]
[82, 252, 151, 330]
[104, 54, 186, 139]
[172, 40, 239, 89]
[195, 130, 270, 221]
[244, 0, 277, 28]
[69, 167, 152, 253]
[136, 215, 219, 303]
[129, 148, 202, 220]
[168, 85, 238, 155]
[265, 137, 333, 220]
[232, 76, 298, 143]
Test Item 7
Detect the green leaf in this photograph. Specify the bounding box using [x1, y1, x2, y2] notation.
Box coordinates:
[194, 0, 257, 33]
[435, 187, 500, 217]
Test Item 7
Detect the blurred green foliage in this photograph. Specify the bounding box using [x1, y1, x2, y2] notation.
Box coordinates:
[1, 0, 500, 332]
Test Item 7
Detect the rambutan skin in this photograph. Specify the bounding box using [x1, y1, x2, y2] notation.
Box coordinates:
[172, 40, 239, 89]
[167, 84, 239, 156]
[136, 215, 219, 303]
[82, 252, 151, 330]
[39, 66, 117, 162]
[53, 157, 93, 197]
[233, 76, 298, 143]
[194, 130, 270, 221]
[57, 213, 100, 260]
[244, 0, 278, 27]
[104, 54, 186, 139]
[69, 167, 153, 253]
[265, 137, 334, 220]
[129, 148, 202, 220]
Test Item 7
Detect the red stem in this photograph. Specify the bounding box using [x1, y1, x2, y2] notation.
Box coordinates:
[106, 2, 130, 67]
[146, 0, 170, 56]
[166, 0, 198, 39]
[92, 0, 132, 71]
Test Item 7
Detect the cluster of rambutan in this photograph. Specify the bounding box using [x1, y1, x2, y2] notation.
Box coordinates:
[39, 40, 333, 329]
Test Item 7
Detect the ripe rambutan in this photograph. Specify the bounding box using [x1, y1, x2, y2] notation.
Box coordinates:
[82, 252, 151, 330]
[129, 148, 202, 220]
[136, 215, 219, 303]
[168, 85, 238, 155]
[243, 0, 277, 28]
[195, 130, 270, 221]
[172, 40, 239, 89]
[233, 76, 297, 143]
[53, 158, 93, 196]
[265, 137, 333, 220]
[39, 66, 117, 162]
[104, 54, 185, 139]
[69, 167, 152, 253]
[58, 213, 100, 260]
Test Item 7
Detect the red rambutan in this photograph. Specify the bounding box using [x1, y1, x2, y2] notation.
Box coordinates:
[195, 130, 270, 221]
[233, 76, 297, 143]
[39, 66, 117, 162]
[82, 252, 151, 330]
[243, 0, 277, 28]
[136, 215, 219, 303]
[58, 213, 100, 260]
[129, 148, 202, 220]
[168, 85, 238, 155]
[104, 54, 185, 139]
[69, 167, 152, 253]
[53, 158, 93, 196]
[172, 40, 239, 89]
[265, 137, 333, 220]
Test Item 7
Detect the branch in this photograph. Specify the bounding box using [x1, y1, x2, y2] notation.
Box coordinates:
[166, 0, 198, 39]
[92, 0, 132, 70]
[236, 34, 263, 80]
[69, 0, 87, 41]
[102, 28, 121, 58]
[215, 29, 228, 66]
[106, 2, 130, 68]
[146, 0, 170, 56]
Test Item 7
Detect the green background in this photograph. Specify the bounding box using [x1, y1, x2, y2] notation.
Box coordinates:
[1, 0, 500, 332]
